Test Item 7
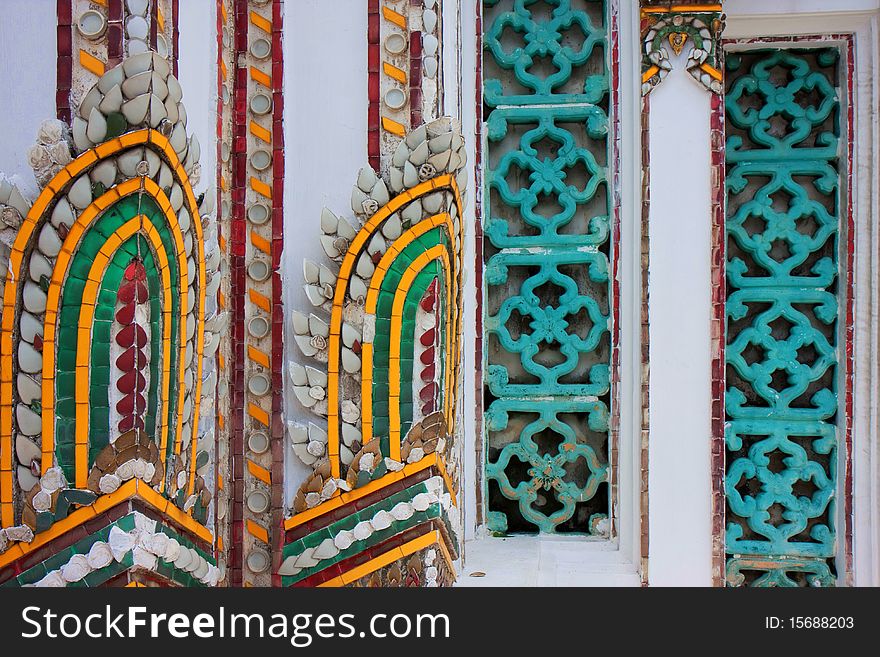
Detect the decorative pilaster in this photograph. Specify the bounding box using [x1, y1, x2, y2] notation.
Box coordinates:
[640, 0, 726, 584]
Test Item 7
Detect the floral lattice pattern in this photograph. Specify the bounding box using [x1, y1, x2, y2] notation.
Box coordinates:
[484, 0, 607, 106]
[725, 48, 843, 586]
[483, 0, 610, 534]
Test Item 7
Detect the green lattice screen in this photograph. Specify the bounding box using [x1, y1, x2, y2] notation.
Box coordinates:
[724, 47, 845, 587]
[483, 0, 612, 535]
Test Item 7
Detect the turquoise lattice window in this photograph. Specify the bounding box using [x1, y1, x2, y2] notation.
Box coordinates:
[724, 47, 845, 586]
[483, 0, 612, 535]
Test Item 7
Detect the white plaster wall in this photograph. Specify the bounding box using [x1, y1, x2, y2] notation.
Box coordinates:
[282, 0, 369, 501]
[0, 0, 57, 192]
[450, 0, 479, 546]
[177, 0, 218, 197]
[647, 63, 713, 586]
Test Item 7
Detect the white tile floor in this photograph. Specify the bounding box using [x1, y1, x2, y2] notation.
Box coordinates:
[455, 536, 642, 587]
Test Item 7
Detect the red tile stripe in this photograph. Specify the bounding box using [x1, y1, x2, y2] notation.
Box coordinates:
[367, 0, 380, 170]
[269, 0, 285, 588]
[228, 0, 250, 588]
[56, 0, 73, 123]
[172, 0, 179, 77]
[108, 0, 124, 69]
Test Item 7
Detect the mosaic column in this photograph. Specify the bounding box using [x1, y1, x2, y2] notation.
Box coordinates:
[227, 0, 285, 588]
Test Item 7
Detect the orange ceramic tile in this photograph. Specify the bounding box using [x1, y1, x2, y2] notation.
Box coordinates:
[78, 49, 106, 77]
[248, 403, 270, 427]
[383, 62, 407, 84]
[248, 345, 271, 369]
[250, 10, 272, 33]
[247, 459, 272, 485]
[250, 230, 272, 255]
[250, 176, 272, 199]
[249, 288, 271, 312]
[246, 519, 269, 544]
[250, 66, 272, 88]
[382, 6, 407, 29]
[382, 116, 406, 137]
[249, 120, 272, 144]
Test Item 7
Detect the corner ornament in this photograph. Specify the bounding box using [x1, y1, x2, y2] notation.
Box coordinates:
[641, 2, 725, 95]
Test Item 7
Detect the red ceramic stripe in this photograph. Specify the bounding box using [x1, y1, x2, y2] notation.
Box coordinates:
[228, 0, 251, 588]
[844, 34, 856, 585]
[367, 0, 380, 170]
[56, 0, 73, 123]
[108, 0, 124, 68]
[269, 0, 286, 587]
[150, 0, 159, 51]
[410, 29, 422, 128]
[172, 0, 179, 76]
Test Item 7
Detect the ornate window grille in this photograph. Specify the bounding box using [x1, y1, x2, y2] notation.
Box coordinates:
[482, 0, 614, 535]
[724, 46, 846, 586]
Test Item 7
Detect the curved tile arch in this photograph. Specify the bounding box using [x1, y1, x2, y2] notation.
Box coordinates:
[72, 215, 176, 487]
[42, 179, 189, 488]
[361, 213, 458, 449]
[1, 124, 211, 531]
[285, 118, 467, 544]
[387, 246, 453, 456]
[326, 176, 464, 478]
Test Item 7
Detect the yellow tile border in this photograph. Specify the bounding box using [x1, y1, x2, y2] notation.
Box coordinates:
[283, 452, 456, 531]
[643, 65, 660, 83]
[325, 175, 463, 480]
[40, 178, 190, 491]
[319, 530, 451, 587]
[0, 479, 213, 569]
[361, 214, 456, 446]
[387, 246, 452, 460]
